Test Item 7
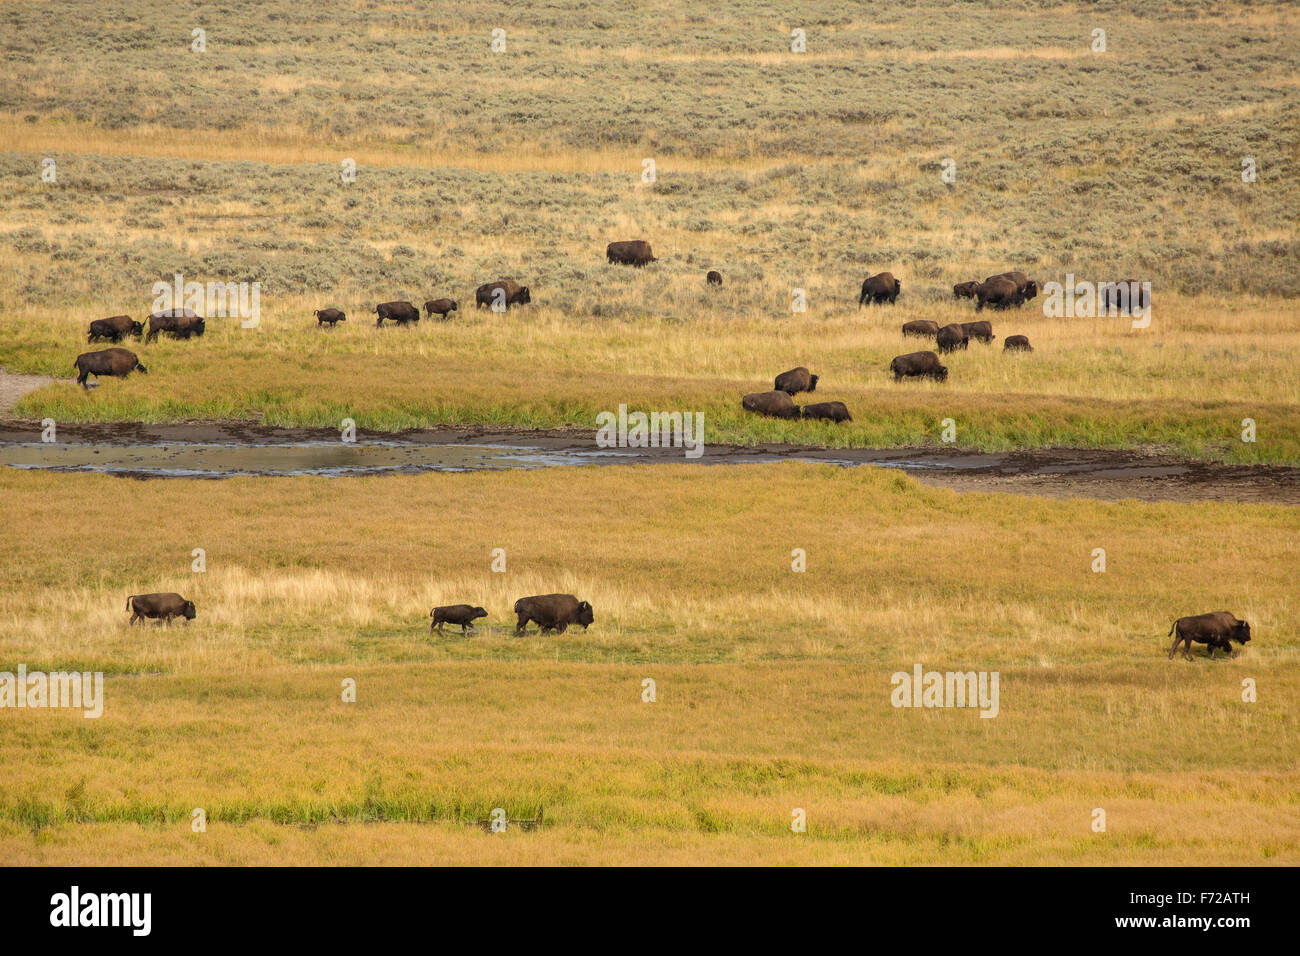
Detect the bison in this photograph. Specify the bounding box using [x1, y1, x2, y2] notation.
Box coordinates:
[1167, 612, 1251, 661]
[890, 351, 948, 382]
[902, 320, 940, 338]
[1100, 279, 1149, 314]
[742, 390, 799, 419]
[936, 324, 969, 353]
[974, 276, 1023, 312]
[145, 309, 205, 342]
[858, 271, 901, 307]
[424, 298, 458, 320]
[801, 401, 852, 423]
[986, 272, 1038, 306]
[514, 594, 594, 635]
[314, 308, 346, 327]
[606, 240, 656, 267]
[126, 592, 195, 625]
[960, 320, 994, 344]
[774, 366, 818, 395]
[952, 281, 980, 299]
[74, 348, 146, 388]
[1003, 334, 1033, 352]
[706, 270, 723, 286]
[87, 315, 143, 343]
[375, 300, 420, 326]
[430, 604, 488, 634]
[476, 279, 531, 311]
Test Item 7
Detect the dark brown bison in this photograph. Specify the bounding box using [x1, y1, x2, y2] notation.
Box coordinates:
[314, 308, 346, 327]
[606, 240, 656, 266]
[476, 279, 531, 310]
[706, 270, 723, 286]
[858, 271, 901, 306]
[774, 366, 818, 395]
[145, 309, 205, 342]
[424, 298, 458, 319]
[890, 351, 948, 382]
[902, 320, 940, 338]
[974, 277, 1023, 312]
[514, 594, 594, 635]
[936, 324, 969, 353]
[74, 348, 147, 388]
[801, 401, 852, 423]
[375, 300, 420, 326]
[1100, 280, 1150, 314]
[430, 604, 488, 634]
[987, 272, 1038, 305]
[952, 281, 980, 299]
[1167, 612, 1251, 661]
[87, 315, 143, 343]
[126, 592, 196, 625]
[742, 390, 799, 419]
[1003, 334, 1033, 352]
[961, 320, 994, 344]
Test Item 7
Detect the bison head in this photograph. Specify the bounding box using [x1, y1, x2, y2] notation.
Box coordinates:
[472, 606, 488, 620]
[808, 374, 819, 392]
[449, 301, 459, 312]
[575, 601, 594, 629]
[518, 287, 531, 304]
[182, 601, 196, 620]
[894, 279, 902, 295]
[1023, 280, 1039, 300]
[135, 361, 149, 374]
[1232, 621, 1251, 644]
[130, 321, 145, 338]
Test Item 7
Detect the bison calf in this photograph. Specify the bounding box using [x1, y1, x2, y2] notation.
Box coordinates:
[315, 308, 346, 326]
[952, 281, 980, 299]
[424, 298, 458, 320]
[514, 594, 594, 635]
[430, 604, 488, 634]
[126, 593, 196, 625]
[75, 348, 146, 388]
[1168, 612, 1251, 661]
[1003, 334, 1033, 352]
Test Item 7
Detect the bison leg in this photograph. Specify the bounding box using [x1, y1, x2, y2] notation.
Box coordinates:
[1168, 629, 1184, 660]
[515, 614, 529, 635]
[77, 369, 89, 388]
[555, 622, 568, 634]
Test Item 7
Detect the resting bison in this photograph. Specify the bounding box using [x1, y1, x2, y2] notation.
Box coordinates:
[774, 366, 818, 395]
[87, 315, 143, 343]
[514, 594, 594, 635]
[961, 320, 994, 344]
[145, 309, 205, 342]
[430, 604, 488, 634]
[424, 298, 458, 319]
[1167, 612, 1251, 661]
[314, 308, 346, 327]
[936, 323, 969, 353]
[1003, 334, 1033, 352]
[890, 351, 948, 382]
[706, 270, 723, 286]
[375, 300, 420, 326]
[858, 271, 901, 307]
[606, 240, 656, 267]
[952, 281, 980, 299]
[126, 592, 196, 625]
[902, 320, 940, 338]
[742, 390, 799, 419]
[1100, 280, 1149, 313]
[74, 348, 146, 388]
[801, 401, 852, 423]
[476, 279, 531, 310]
[974, 276, 1023, 312]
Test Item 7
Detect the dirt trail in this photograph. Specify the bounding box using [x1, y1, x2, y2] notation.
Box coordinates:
[0, 369, 61, 414]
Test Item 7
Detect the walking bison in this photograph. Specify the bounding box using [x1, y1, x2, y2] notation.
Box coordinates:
[1167, 612, 1251, 661]
[430, 604, 488, 634]
[858, 271, 901, 306]
[314, 308, 346, 327]
[606, 240, 656, 266]
[145, 309, 205, 342]
[375, 300, 420, 326]
[774, 366, 818, 395]
[424, 298, 458, 320]
[890, 351, 948, 382]
[961, 320, 994, 344]
[974, 276, 1023, 312]
[126, 593, 196, 625]
[74, 348, 146, 388]
[476, 279, 531, 310]
[87, 315, 143, 343]
[514, 594, 594, 635]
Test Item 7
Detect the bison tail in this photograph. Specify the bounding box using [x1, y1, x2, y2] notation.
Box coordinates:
[125, 595, 133, 611]
[1167, 620, 1178, 638]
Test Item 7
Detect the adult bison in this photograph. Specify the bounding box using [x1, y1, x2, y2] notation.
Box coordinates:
[952, 281, 980, 299]
[1100, 280, 1149, 313]
[742, 390, 799, 419]
[974, 276, 1023, 312]
[858, 272, 901, 306]
[606, 240, 656, 266]
[890, 351, 948, 382]
[801, 401, 852, 423]
[430, 604, 488, 634]
[1167, 612, 1251, 661]
[1003, 334, 1033, 352]
[961, 320, 994, 344]
[706, 270, 723, 286]
[902, 320, 940, 338]
[126, 592, 196, 625]
[514, 594, 594, 635]
[475, 279, 531, 311]
[87, 315, 143, 343]
[936, 323, 968, 352]
[774, 366, 818, 395]
[314, 308, 346, 327]
[424, 298, 458, 320]
[145, 309, 205, 342]
[375, 300, 420, 326]
[987, 271, 1038, 305]
[74, 348, 146, 388]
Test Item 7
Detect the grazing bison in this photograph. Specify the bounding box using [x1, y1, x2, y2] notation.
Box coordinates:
[974, 276, 1023, 312]
[145, 309, 205, 342]
[126, 592, 196, 625]
[960, 320, 994, 344]
[606, 240, 657, 266]
[1003, 334, 1033, 352]
[936, 323, 969, 353]
[742, 390, 799, 419]
[1167, 612, 1251, 661]
[314, 308, 346, 327]
[475, 279, 531, 310]
[706, 270, 723, 286]
[952, 281, 980, 299]
[987, 272, 1038, 306]
[514, 593, 594, 635]
[1100, 279, 1149, 313]
[87, 315, 143, 343]
[424, 298, 458, 320]
[801, 401, 852, 423]
[74, 348, 147, 388]
[375, 300, 420, 326]
[902, 320, 940, 338]
[430, 604, 488, 634]
[890, 351, 948, 382]
[858, 271, 901, 306]
[774, 366, 818, 395]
